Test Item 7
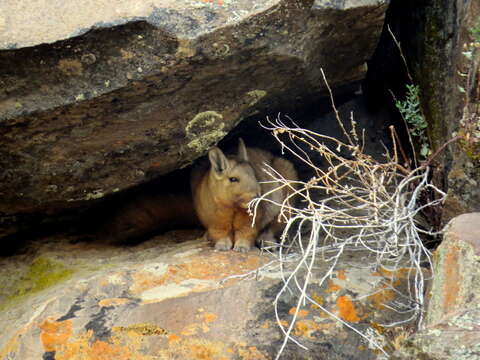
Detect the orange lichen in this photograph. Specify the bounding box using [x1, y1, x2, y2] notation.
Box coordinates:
[368, 289, 396, 310]
[180, 310, 217, 337]
[443, 244, 460, 310]
[336, 295, 360, 323]
[177, 339, 225, 359]
[202, 0, 223, 5]
[129, 271, 165, 295]
[38, 318, 73, 352]
[337, 269, 347, 280]
[288, 307, 309, 318]
[238, 346, 268, 360]
[190, 343, 220, 359]
[181, 323, 201, 336]
[293, 321, 312, 337]
[317, 310, 330, 318]
[379, 267, 394, 277]
[87, 340, 132, 360]
[202, 312, 218, 323]
[292, 320, 333, 338]
[376, 266, 410, 280]
[279, 320, 289, 328]
[168, 334, 181, 343]
[201, 324, 210, 333]
[310, 292, 324, 310]
[54, 326, 155, 360]
[98, 298, 131, 307]
[130, 252, 265, 295]
[0, 328, 27, 359]
[54, 330, 142, 360]
[370, 321, 386, 335]
[326, 279, 342, 293]
[54, 331, 94, 360]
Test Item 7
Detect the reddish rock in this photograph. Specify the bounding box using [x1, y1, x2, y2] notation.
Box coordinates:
[393, 213, 480, 360]
[427, 212, 480, 326]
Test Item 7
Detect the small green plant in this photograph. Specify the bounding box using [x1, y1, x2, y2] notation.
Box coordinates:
[395, 84, 430, 159]
[471, 18, 480, 42]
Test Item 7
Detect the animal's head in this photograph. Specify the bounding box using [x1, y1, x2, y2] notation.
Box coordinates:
[208, 139, 261, 208]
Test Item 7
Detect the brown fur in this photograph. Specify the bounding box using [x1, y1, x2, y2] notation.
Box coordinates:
[90, 169, 200, 244]
[191, 139, 297, 252]
[103, 192, 200, 243]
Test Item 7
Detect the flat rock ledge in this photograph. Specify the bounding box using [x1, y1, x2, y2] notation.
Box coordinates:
[0, 229, 416, 359]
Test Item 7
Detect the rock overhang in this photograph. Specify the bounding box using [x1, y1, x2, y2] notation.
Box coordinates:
[0, 0, 389, 49]
[0, 0, 390, 237]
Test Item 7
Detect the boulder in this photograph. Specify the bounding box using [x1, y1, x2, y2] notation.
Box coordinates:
[369, 0, 480, 219]
[0, 0, 389, 237]
[0, 230, 419, 359]
[426, 213, 480, 326]
[392, 213, 480, 360]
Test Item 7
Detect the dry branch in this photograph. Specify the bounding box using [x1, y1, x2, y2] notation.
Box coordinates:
[249, 112, 446, 359]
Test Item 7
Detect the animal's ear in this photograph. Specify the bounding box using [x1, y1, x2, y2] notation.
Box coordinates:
[238, 138, 249, 162]
[208, 147, 230, 179]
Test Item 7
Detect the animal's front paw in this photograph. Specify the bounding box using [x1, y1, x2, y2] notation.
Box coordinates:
[233, 239, 254, 253]
[214, 238, 233, 251]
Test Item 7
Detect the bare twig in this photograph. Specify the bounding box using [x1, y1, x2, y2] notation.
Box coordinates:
[421, 135, 462, 168]
[249, 70, 446, 358]
[387, 25, 413, 84]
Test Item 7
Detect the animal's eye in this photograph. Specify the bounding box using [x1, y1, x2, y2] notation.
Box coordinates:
[229, 177, 239, 183]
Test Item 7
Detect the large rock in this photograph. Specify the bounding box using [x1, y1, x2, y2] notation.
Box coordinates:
[369, 0, 480, 219]
[393, 213, 480, 360]
[0, 230, 418, 359]
[0, 0, 389, 237]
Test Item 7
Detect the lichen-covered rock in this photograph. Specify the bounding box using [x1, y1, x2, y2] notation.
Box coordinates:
[427, 213, 480, 326]
[0, 230, 416, 359]
[0, 0, 389, 237]
[392, 213, 480, 360]
[443, 0, 480, 219]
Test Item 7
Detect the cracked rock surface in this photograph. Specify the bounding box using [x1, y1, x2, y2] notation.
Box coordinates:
[0, 230, 412, 359]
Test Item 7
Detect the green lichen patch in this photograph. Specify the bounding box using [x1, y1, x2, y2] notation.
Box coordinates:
[245, 90, 267, 106]
[185, 111, 224, 136]
[185, 111, 226, 153]
[0, 257, 74, 310]
[113, 323, 169, 336]
[84, 189, 105, 200]
[471, 17, 480, 42]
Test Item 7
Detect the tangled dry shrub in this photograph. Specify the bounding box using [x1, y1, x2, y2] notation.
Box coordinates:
[248, 89, 446, 358]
